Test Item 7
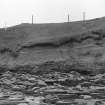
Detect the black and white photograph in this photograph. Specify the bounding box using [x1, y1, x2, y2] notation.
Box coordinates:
[0, 0, 105, 105]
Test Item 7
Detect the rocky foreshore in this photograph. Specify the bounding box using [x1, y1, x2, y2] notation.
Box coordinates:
[0, 65, 105, 105]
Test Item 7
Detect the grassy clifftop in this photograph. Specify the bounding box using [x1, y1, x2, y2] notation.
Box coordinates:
[0, 17, 105, 74]
[0, 17, 105, 50]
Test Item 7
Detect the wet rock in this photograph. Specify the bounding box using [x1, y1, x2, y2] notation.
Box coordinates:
[57, 94, 79, 100]
[17, 103, 28, 105]
[80, 95, 92, 100]
[44, 94, 59, 104]
[44, 88, 68, 94]
[56, 100, 76, 105]
[1, 69, 105, 105]
[0, 100, 26, 105]
[45, 79, 56, 85]
[95, 101, 105, 105]
[25, 96, 45, 105]
[8, 94, 24, 101]
[37, 80, 47, 86]
[0, 92, 5, 98]
[0, 92, 9, 100]
[80, 82, 92, 88]
[12, 85, 26, 91]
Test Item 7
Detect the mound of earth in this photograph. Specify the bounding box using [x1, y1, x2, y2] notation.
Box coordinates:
[0, 17, 105, 74]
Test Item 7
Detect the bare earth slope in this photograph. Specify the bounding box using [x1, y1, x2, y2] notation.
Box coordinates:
[1, 17, 105, 74]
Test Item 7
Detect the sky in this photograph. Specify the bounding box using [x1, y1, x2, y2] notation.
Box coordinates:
[0, 0, 105, 27]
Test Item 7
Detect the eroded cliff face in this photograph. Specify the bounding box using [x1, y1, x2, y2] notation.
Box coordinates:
[0, 17, 105, 74]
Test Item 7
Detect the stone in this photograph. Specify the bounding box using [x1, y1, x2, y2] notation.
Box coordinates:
[17, 103, 28, 105]
[8, 94, 24, 101]
[95, 101, 105, 105]
[37, 80, 47, 86]
[25, 96, 44, 104]
[56, 101, 76, 105]
[80, 95, 92, 99]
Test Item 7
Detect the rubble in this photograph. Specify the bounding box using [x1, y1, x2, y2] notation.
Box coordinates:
[0, 70, 105, 105]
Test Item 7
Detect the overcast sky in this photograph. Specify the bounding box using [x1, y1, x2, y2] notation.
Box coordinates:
[0, 0, 105, 27]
